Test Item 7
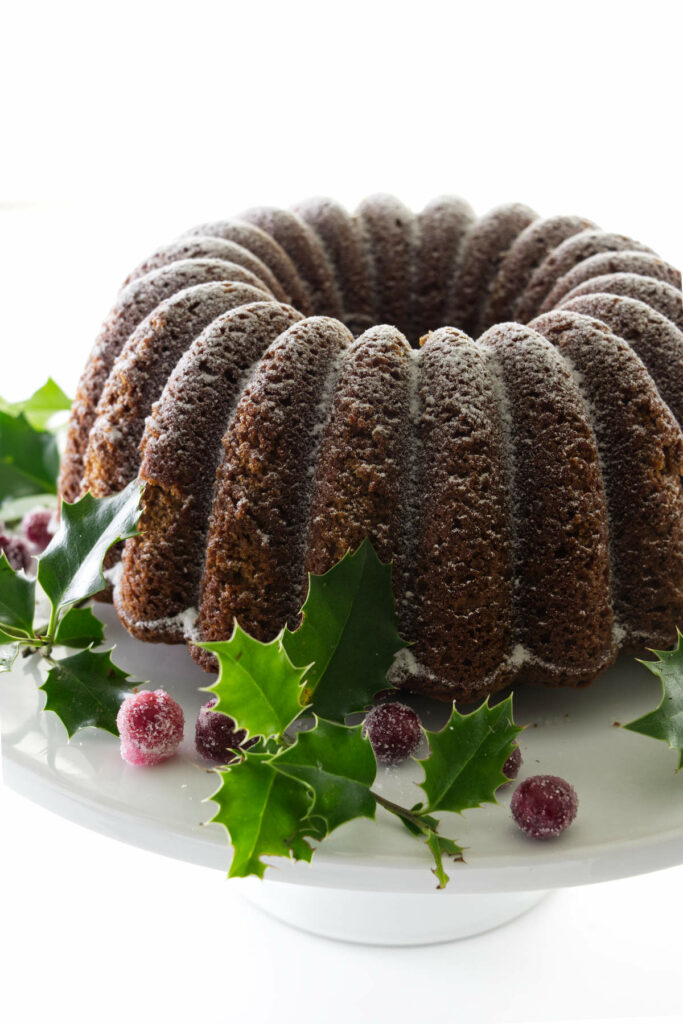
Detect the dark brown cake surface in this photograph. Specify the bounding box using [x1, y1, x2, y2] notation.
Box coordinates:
[515, 230, 656, 324]
[116, 301, 303, 642]
[486, 215, 595, 327]
[195, 317, 352, 659]
[481, 322, 614, 688]
[532, 310, 683, 648]
[61, 195, 683, 701]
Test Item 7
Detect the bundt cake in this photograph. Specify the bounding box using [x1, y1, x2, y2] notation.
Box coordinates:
[59, 195, 683, 702]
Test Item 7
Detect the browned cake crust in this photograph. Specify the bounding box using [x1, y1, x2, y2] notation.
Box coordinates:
[84, 281, 271, 499]
[558, 293, 683, 425]
[62, 194, 683, 701]
[532, 310, 683, 648]
[115, 301, 303, 642]
[485, 215, 595, 327]
[193, 317, 352, 667]
[293, 197, 375, 337]
[559, 273, 683, 331]
[239, 207, 342, 319]
[412, 196, 475, 342]
[121, 236, 287, 300]
[59, 258, 271, 504]
[481, 323, 614, 688]
[355, 195, 417, 342]
[303, 325, 415, 627]
[184, 220, 311, 313]
[449, 204, 538, 338]
[539, 251, 681, 313]
[405, 328, 515, 701]
[515, 231, 655, 324]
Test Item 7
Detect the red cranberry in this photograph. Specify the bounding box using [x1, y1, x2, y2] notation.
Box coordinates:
[195, 697, 257, 763]
[511, 774, 578, 839]
[0, 534, 32, 572]
[21, 507, 55, 552]
[362, 701, 422, 765]
[502, 745, 522, 780]
[116, 689, 184, 766]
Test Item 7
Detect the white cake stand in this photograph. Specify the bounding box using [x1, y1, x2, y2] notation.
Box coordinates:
[2, 604, 683, 945]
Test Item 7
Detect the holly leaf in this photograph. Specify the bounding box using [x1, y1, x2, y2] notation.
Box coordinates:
[624, 630, 683, 768]
[417, 695, 522, 814]
[209, 752, 316, 878]
[272, 718, 377, 834]
[0, 552, 35, 633]
[0, 379, 71, 431]
[199, 624, 308, 741]
[425, 833, 465, 889]
[39, 647, 140, 737]
[0, 410, 60, 502]
[38, 480, 143, 619]
[282, 538, 406, 722]
[54, 606, 105, 649]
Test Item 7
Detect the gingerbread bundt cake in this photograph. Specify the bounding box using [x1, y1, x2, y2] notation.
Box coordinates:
[60, 195, 683, 702]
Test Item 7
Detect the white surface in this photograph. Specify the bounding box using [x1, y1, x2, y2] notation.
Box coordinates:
[240, 880, 550, 944]
[4, 604, 683, 906]
[3, 0, 683, 1018]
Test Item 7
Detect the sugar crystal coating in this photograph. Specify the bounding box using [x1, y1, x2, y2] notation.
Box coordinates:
[363, 701, 422, 765]
[21, 507, 55, 552]
[511, 774, 578, 839]
[195, 697, 256, 763]
[502, 745, 522, 780]
[117, 689, 184, 766]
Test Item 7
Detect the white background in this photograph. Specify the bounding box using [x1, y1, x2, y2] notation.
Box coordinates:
[2, 1, 683, 1022]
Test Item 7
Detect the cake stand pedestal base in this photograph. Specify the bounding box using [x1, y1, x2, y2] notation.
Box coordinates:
[238, 880, 550, 946]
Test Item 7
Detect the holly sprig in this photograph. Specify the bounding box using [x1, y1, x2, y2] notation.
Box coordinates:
[199, 544, 522, 888]
[0, 480, 144, 735]
[0, 378, 71, 522]
[624, 630, 683, 768]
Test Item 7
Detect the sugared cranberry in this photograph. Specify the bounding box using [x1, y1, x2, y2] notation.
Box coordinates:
[195, 697, 257, 763]
[116, 689, 184, 766]
[0, 534, 32, 572]
[362, 701, 422, 765]
[511, 774, 578, 840]
[502, 745, 522, 781]
[21, 507, 55, 552]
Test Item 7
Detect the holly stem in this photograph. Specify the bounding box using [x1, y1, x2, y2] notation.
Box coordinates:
[372, 791, 431, 835]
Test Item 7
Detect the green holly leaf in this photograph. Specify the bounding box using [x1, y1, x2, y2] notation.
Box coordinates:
[273, 718, 377, 834]
[0, 552, 35, 633]
[417, 695, 522, 814]
[199, 624, 308, 741]
[624, 630, 683, 768]
[39, 647, 140, 738]
[0, 379, 71, 431]
[209, 752, 316, 878]
[38, 480, 143, 622]
[282, 538, 406, 722]
[425, 832, 465, 889]
[54, 606, 105, 649]
[0, 410, 60, 503]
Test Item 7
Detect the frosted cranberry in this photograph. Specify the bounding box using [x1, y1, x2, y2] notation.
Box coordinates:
[21, 507, 55, 552]
[195, 697, 257, 763]
[0, 534, 32, 572]
[363, 701, 422, 765]
[116, 689, 184, 766]
[502, 745, 522, 780]
[511, 775, 578, 839]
